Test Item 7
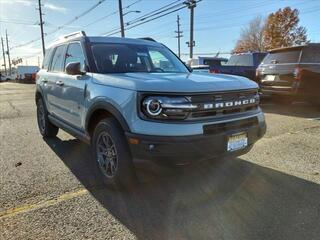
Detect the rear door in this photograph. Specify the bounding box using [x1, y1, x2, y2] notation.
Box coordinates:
[258, 49, 301, 88]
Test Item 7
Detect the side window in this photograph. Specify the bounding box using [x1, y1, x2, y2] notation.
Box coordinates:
[42, 48, 53, 70]
[149, 50, 175, 71]
[65, 43, 86, 71]
[50, 45, 66, 72]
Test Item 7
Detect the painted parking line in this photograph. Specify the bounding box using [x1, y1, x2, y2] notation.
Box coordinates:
[0, 188, 88, 219]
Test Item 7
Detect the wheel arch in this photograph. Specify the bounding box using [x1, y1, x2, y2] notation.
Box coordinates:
[86, 102, 130, 137]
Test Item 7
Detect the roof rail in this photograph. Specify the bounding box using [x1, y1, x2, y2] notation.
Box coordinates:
[138, 37, 157, 42]
[61, 31, 86, 40]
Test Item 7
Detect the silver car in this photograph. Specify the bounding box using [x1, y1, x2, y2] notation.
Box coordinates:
[36, 31, 266, 188]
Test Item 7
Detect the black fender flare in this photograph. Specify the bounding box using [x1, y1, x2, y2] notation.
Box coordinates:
[85, 101, 130, 133]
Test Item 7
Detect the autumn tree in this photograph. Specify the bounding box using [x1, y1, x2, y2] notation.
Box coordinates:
[233, 16, 266, 53]
[263, 7, 308, 50]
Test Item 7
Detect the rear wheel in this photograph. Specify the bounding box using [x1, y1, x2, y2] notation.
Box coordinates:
[36, 98, 59, 137]
[91, 118, 137, 189]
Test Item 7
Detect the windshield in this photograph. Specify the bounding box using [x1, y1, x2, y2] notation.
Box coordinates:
[91, 43, 189, 74]
[225, 55, 253, 66]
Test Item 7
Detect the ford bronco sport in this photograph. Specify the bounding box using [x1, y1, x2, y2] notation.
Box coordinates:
[36, 31, 266, 188]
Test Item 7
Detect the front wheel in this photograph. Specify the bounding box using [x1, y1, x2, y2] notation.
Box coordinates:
[91, 118, 137, 189]
[36, 98, 59, 137]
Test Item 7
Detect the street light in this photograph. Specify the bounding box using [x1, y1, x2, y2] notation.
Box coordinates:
[123, 10, 141, 16]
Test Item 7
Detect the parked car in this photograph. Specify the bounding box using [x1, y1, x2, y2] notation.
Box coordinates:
[16, 65, 39, 83]
[189, 57, 228, 68]
[256, 43, 320, 104]
[36, 31, 266, 188]
[210, 52, 267, 80]
[191, 65, 210, 73]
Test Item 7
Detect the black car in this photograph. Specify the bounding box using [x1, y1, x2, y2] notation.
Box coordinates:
[256, 43, 320, 104]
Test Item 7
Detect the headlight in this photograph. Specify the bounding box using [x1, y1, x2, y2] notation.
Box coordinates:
[141, 96, 198, 120]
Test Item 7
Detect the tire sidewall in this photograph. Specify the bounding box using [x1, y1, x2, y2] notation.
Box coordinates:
[36, 97, 58, 137]
[91, 118, 136, 189]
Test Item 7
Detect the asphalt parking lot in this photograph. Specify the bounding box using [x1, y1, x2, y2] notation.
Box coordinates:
[0, 82, 320, 240]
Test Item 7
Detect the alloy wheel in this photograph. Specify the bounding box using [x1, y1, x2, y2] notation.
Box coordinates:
[96, 132, 118, 178]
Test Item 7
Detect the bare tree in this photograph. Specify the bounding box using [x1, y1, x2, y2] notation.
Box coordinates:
[233, 16, 266, 53]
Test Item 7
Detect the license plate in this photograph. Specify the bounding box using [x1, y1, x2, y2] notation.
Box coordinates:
[227, 132, 248, 152]
[262, 75, 276, 82]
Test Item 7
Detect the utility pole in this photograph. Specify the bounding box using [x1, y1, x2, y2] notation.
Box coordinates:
[5, 30, 11, 75]
[175, 15, 183, 58]
[1, 37, 7, 76]
[118, 0, 125, 37]
[185, 0, 196, 59]
[38, 0, 46, 56]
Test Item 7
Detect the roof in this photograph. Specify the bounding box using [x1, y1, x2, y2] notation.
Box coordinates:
[47, 31, 162, 49]
[269, 43, 320, 53]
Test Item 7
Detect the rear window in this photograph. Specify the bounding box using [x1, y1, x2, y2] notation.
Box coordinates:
[301, 46, 320, 63]
[225, 55, 253, 66]
[262, 50, 300, 64]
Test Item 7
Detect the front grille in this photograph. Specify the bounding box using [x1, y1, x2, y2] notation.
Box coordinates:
[203, 117, 258, 135]
[187, 90, 259, 120]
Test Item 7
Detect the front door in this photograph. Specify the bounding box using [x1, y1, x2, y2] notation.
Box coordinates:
[53, 42, 88, 130]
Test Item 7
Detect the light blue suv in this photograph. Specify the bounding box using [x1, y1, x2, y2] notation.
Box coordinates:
[36, 31, 266, 188]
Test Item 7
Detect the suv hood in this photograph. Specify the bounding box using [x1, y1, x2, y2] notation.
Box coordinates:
[92, 72, 258, 92]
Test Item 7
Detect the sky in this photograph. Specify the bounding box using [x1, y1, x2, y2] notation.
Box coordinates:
[0, 0, 319, 67]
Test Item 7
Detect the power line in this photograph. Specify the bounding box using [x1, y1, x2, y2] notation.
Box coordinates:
[125, 0, 183, 26]
[11, 0, 107, 50]
[83, 0, 142, 28]
[102, 0, 198, 36]
[0, 20, 38, 26]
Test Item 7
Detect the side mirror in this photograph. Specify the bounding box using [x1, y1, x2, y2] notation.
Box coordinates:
[66, 62, 85, 76]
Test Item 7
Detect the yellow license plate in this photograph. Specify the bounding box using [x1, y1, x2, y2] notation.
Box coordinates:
[227, 132, 248, 152]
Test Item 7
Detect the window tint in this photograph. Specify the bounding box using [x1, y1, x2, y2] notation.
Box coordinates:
[42, 48, 53, 69]
[50, 45, 66, 72]
[91, 43, 188, 74]
[225, 55, 253, 66]
[301, 46, 320, 63]
[262, 50, 300, 64]
[65, 43, 86, 71]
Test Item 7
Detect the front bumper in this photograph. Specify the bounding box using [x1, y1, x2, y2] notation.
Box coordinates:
[126, 115, 266, 164]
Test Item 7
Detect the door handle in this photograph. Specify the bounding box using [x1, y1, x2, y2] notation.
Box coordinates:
[56, 80, 64, 86]
[41, 79, 48, 83]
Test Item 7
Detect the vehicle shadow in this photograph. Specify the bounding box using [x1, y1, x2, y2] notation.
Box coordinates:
[260, 99, 320, 118]
[44, 137, 320, 240]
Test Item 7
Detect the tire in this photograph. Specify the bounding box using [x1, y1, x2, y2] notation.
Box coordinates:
[91, 118, 137, 189]
[36, 98, 59, 137]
